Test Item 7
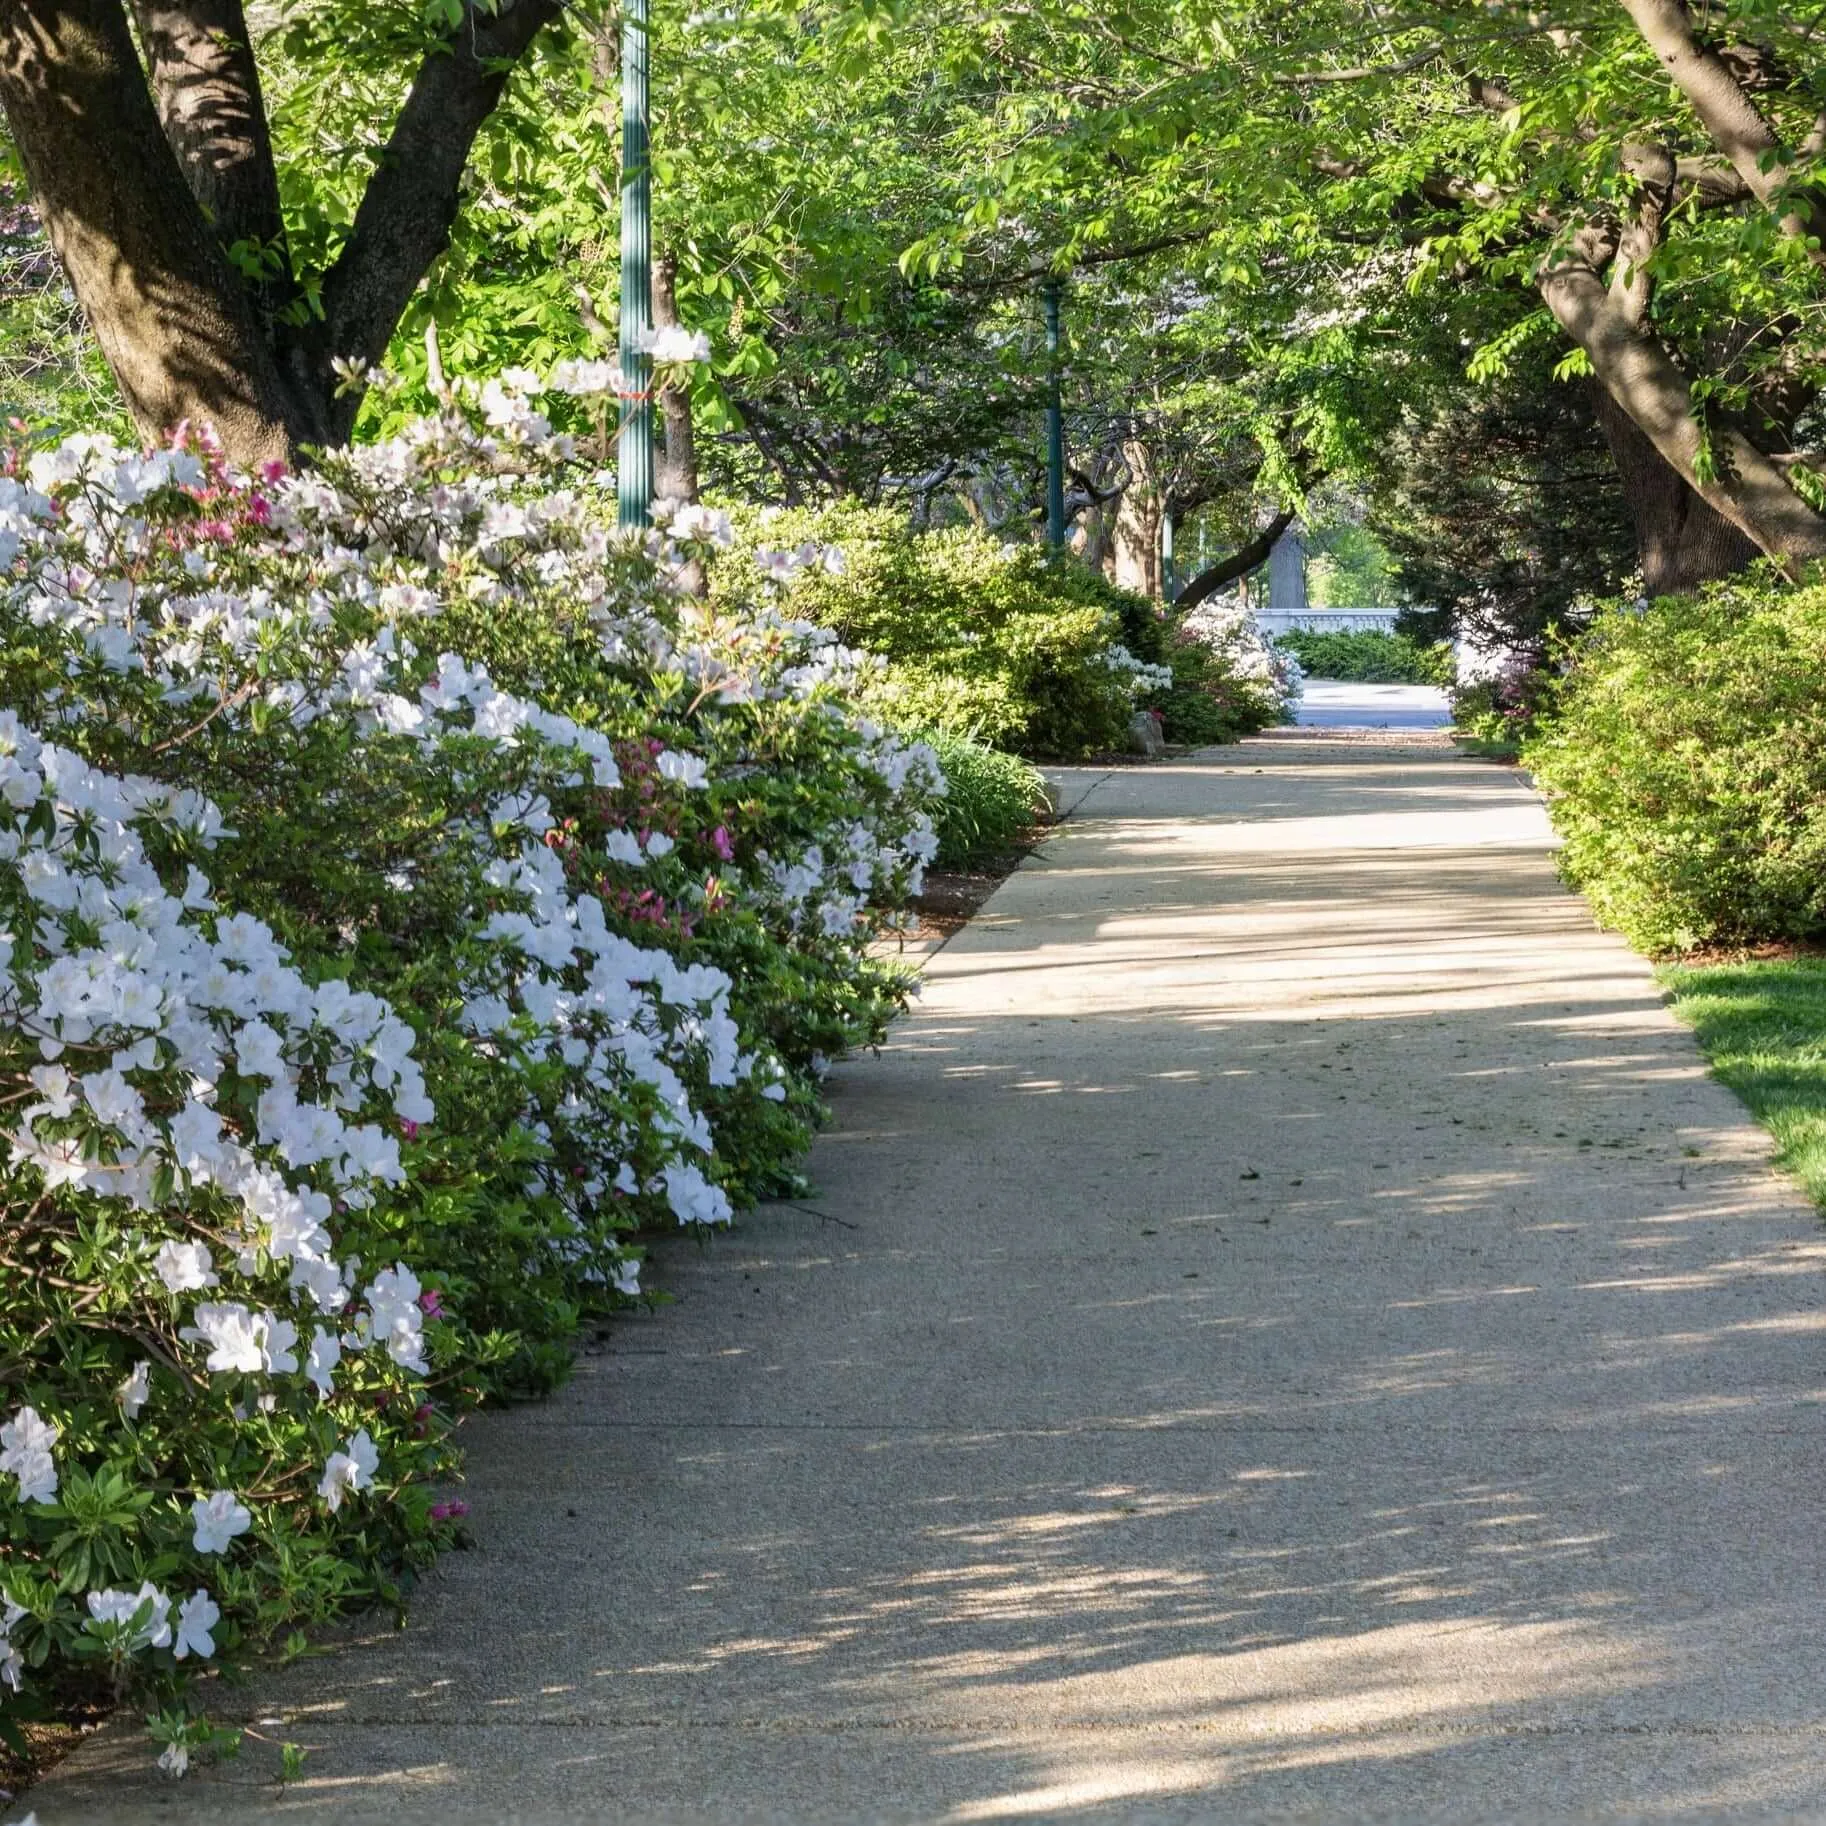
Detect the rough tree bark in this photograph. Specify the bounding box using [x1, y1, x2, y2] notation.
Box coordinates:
[0, 0, 565, 465]
[652, 254, 700, 506]
[1109, 440, 1164, 597]
[1588, 386, 1759, 594]
[1539, 221, 1826, 577]
[652, 252, 706, 596]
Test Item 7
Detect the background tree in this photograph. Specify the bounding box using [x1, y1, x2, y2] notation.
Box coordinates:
[904, 0, 1826, 591]
[1370, 346, 1639, 652]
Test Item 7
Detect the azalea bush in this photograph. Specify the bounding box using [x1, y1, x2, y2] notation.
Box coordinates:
[0, 373, 942, 1768]
[1146, 597, 1300, 743]
[711, 506, 1167, 756]
[1451, 652, 1551, 759]
[1527, 580, 1826, 954]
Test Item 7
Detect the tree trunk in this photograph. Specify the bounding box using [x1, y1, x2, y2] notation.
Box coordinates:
[0, 0, 562, 466]
[1539, 225, 1826, 577]
[1110, 440, 1164, 596]
[127, 0, 289, 321]
[1589, 385, 1760, 594]
[652, 254, 699, 505]
[1072, 493, 1113, 570]
[651, 253, 705, 595]
[0, 0, 308, 463]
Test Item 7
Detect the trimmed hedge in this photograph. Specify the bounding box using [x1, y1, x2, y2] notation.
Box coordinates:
[1275, 627, 1454, 685]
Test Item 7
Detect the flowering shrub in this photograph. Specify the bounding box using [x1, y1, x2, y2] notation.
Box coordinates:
[712, 506, 1153, 755]
[1450, 650, 1550, 757]
[1140, 597, 1300, 743]
[0, 376, 941, 1765]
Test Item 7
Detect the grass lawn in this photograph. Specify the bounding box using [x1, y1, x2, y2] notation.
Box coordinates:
[1660, 956, 1826, 1205]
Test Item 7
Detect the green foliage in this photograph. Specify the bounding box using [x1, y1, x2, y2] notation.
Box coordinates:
[1369, 343, 1637, 653]
[0, 187, 128, 437]
[1660, 958, 1826, 1210]
[923, 734, 1048, 868]
[712, 506, 1150, 756]
[1304, 514, 1397, 610]
[1528, 581, 1826, 953]
[1275, 628, 1454, 686]
[1448, 681, 1526, 760]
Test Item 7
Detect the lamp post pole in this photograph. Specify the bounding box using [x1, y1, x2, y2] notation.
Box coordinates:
[1043, 278, 1066, 550]
[617, 0, 653, 530]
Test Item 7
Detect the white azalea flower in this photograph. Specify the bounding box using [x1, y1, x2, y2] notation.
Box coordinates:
[0, 1406, 58, 1504]
[190, 1490, 253, 1555]
[173, 1588, 219, 1661]
[84, 1580, 171, 1652]
[319, 1428, 379, 1512]
[117, 1359, 151, 1419]
[153, 1238, 217, 1293]
[640, 325, 711, 363]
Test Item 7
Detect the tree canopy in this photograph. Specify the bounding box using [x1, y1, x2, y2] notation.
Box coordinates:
[4, 0, 1826, 612]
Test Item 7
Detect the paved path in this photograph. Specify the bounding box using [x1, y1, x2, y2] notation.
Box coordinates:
[42, 732, 1826, 1825]
[1297, 680, 1452, 731]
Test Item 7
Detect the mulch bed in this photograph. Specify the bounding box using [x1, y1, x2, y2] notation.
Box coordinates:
[3, 1705, 108, 1809]
[1674, 938, 1826, 967]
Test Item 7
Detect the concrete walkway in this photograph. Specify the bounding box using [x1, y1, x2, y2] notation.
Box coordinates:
[41, 732, 1826, 1825]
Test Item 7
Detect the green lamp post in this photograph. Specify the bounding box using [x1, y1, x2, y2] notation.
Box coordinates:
[617, 0, 653, 530]
[1043, 278, 1066, 550]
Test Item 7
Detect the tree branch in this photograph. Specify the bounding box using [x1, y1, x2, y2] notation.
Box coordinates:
[1538, 219, 1826, 574]
[1173, 508, 1297, 609]
[945, 224, 1223, 295]
[316, 0, 567, 438]
[1614, 142, 1674, 330]
[1281, 26, 1551, 85]
[1619, 0, 1826, 266]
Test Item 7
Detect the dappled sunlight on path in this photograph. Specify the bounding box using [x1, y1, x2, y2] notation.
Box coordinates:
[44, 733, 1826, 1824]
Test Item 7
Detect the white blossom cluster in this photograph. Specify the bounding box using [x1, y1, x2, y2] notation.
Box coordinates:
[0, 725, 437, 1692]
[0, 380, 943, 1747]
[1104, 643, 1176, 694]
[1177, 595, 1304, 707]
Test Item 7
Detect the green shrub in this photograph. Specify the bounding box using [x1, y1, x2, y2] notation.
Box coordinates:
[1527, 579, 1826, 953]
[923, 733, 1049, 867]
[712, 506, 1161, 757]
[1275, 627, 1455, 685]
[1152, 644, 1254, 745]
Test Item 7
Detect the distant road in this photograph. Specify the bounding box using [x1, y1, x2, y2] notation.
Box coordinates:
[1295, 679, 1452, 731]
